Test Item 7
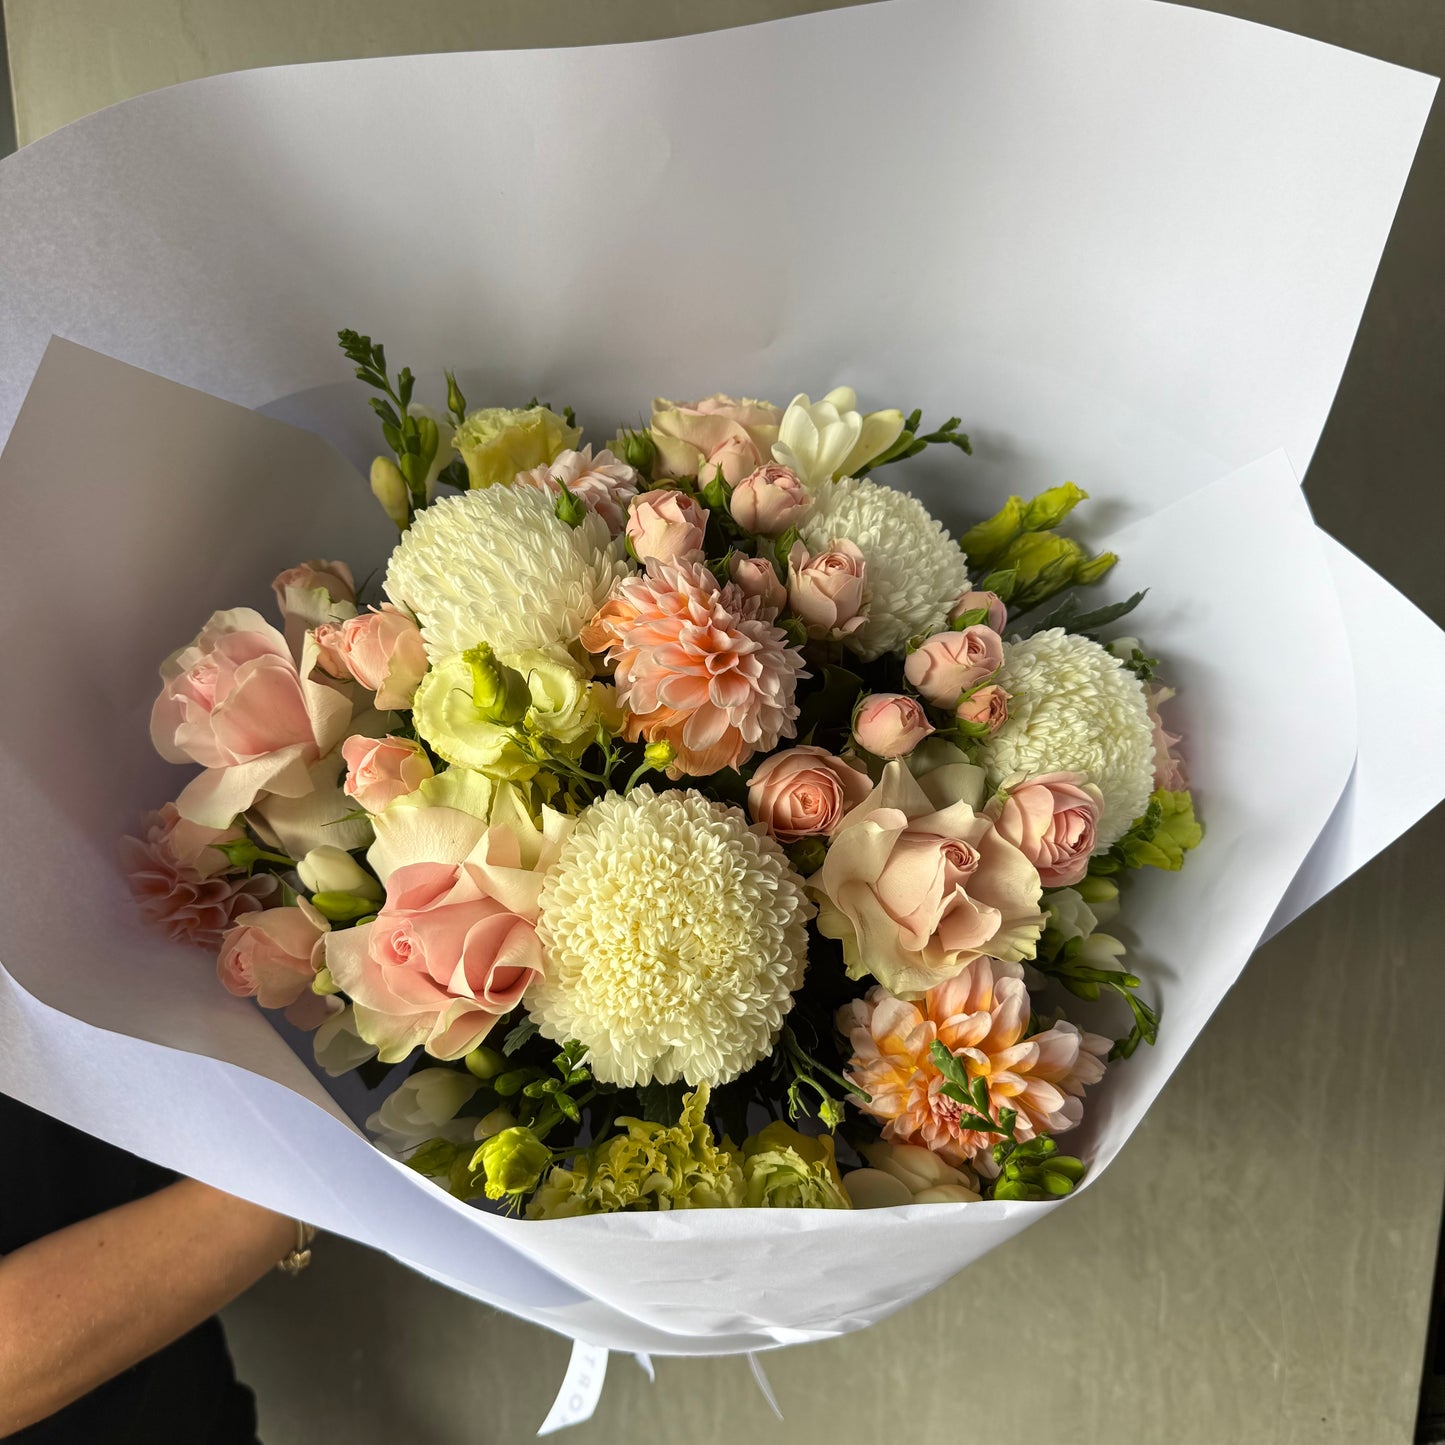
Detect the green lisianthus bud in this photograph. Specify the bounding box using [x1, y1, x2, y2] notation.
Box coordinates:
[465, 643, 531, 726]
[465, 1046, 507, 1081]
[958, 496, 1026, 570]
[370, 455, 411, 529]
[1020, 481, 1088, 532]
[310, 966, 341, 996]
[474, 1127, 552, 1201]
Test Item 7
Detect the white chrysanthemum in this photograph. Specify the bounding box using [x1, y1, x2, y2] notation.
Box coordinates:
[980, 628, 1155, 848]
[530, 787, 812, 1087]
[384, 486, 629, 660]
[797, 475, 970, 660]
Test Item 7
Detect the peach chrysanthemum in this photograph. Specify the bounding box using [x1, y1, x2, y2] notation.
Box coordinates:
[581, 560, 806, 776]
[837, 960, 1110, 1171]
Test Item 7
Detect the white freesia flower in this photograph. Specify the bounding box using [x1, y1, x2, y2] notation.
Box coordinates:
[297, 845, 383, 901]
[772, 388, 906, 490]
[366, 1068, 480, 1155]
[797, 474, 971, 660]
[843, 1141, 982, 1208]
[980, 628, 1155, 849]
[312, 1006, 379, 1077]
[1045, 887, 1098, 943]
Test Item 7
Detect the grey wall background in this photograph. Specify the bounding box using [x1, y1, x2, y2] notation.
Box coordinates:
[4, 3, 1442, 1442]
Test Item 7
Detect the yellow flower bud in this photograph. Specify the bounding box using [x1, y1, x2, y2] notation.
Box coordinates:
[370, 455, 410, 529]
[473, 1126, 552, 1201]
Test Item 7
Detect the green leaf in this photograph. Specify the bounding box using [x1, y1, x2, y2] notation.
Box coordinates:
[1028, 589, 1148, 639]
[405, 1138, 464, 1178]
[502, 1016, 540, 1055]
[636, 1080, 687, 1126]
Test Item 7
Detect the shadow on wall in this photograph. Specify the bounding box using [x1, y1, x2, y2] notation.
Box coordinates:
[0, 7, 16, 157]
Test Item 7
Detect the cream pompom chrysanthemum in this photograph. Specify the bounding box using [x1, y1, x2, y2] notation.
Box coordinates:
[796, 475, 970, 660]
[980, 628, 1155, 848]
[384, 486, 629, 661]
[530, 787, 812, 1087]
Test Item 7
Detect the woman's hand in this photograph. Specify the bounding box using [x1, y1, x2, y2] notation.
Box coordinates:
[0, 1179, 298, 1434]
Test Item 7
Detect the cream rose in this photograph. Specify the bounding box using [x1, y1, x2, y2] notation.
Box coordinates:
[813, 757, 1045, 996]
[650, 395, 782, 486]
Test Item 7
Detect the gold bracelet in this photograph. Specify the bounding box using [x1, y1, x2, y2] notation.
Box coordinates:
[275, 1220, 316, 1277]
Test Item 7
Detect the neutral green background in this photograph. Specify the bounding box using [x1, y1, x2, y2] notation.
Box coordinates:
[6, 3, 1443, 1442]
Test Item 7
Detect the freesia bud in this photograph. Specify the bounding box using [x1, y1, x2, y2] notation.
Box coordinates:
[298, 846, 384, 902]
[370, 455, 411, 529]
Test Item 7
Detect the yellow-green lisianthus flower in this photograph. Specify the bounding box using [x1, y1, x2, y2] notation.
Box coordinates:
[454, 405, 582, 490]
[527, 1086, 744, 1218]
[513, 647, 602, 754]
[740, 1121, 852, 1209]
[412, 652, 539, 780]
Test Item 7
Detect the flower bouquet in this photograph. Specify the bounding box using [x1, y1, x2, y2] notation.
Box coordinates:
[130, 334, 1203, 1219]
[1, 0, 1441, 1382]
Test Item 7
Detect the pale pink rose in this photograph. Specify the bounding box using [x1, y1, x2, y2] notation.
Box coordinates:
[986, 771, 1104, 889]
[852, 694, 935, 759]
[336, 605, 429, 710]
[838, 961, 1110, 1169]
[272, 559, 357, 655]
[272, 559, 356, 613]
[904, 626, 1005, 707]
[217, 902, 328, 1014]
[150, 608, 354, 827]
[626, 490, 709, 567]
[1148, 684, 1190, 791]
[342, 734, 435, 814]
[787, 540, 867, 639]
[516, 445, 640, 537]
[311, 621, 351, 679]
[814, 759, 1045, 996]
[748, 746, 872, 843]
[323, 828, 551, 1062]
[950, 589, 1007, 633]
[730, 464, 810, 536]
[120, 804, 278, 950]
[728, 554, 788, 614]
[582, 560, 805, 776]
[956, 684, 1010, 735]
[651, 395, 783, 486]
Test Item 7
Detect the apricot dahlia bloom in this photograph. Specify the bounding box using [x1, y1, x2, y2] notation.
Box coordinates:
[838, 960, 1110, 1171]
[581, 560, 805, 776]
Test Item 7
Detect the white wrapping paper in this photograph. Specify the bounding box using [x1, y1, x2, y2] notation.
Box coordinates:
[0, 0, 1440, 1355]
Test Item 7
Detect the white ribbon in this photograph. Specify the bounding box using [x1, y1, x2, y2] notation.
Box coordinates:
[538, 1343, 784, 1433]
